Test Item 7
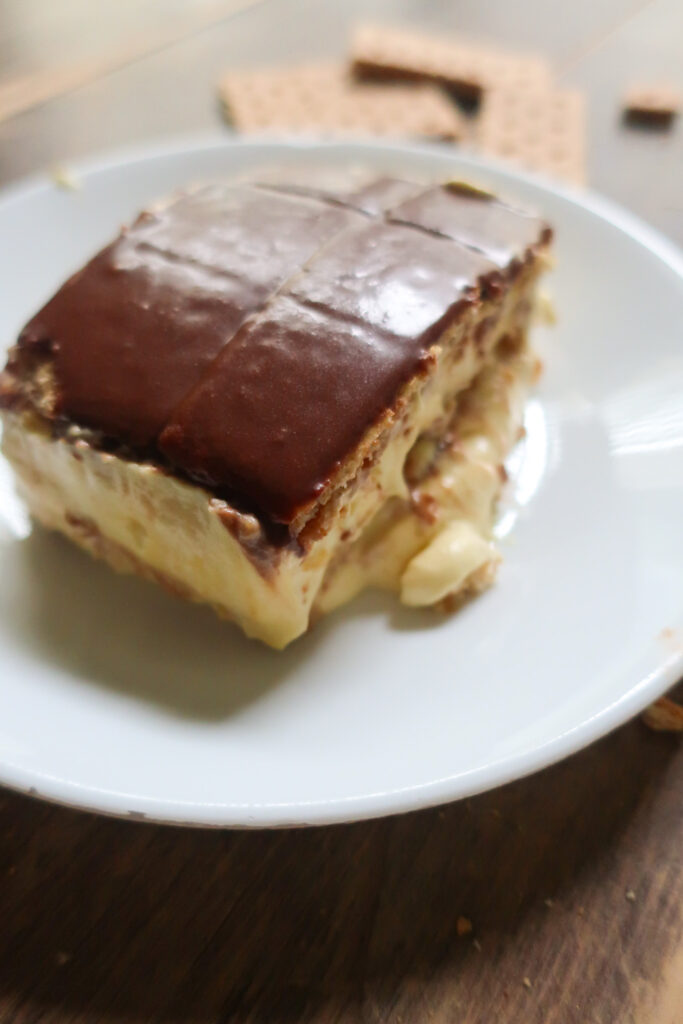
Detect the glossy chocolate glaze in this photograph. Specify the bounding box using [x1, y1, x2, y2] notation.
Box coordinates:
[256, 176, 423, 216]
[18, 185, 359, 443]
[9, 177, 550, 527]
[342, 176, 425, 214]
[160, 223, 498, 521]
[389, 183, 553, 267]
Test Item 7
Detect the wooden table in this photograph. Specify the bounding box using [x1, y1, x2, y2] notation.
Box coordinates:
[1, 3, 681, 1022]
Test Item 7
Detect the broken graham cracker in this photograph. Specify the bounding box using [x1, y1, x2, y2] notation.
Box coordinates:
[642, 696, 683, 733]
[623, 84, 680, 126]
[476, 87, 586, 186]
[351, 23, 552, 102]
[219, 62, 463, 140]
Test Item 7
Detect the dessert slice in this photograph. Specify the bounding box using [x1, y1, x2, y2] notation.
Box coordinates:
[0, 176, 552, 648]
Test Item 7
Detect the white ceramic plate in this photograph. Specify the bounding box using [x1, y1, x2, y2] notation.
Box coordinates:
[0, 138, 682, 827]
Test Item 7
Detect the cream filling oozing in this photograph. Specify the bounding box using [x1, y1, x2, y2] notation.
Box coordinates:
[315, 340, 537, 614]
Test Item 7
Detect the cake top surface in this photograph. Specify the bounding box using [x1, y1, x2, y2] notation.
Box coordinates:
[11, 176, 550, 527]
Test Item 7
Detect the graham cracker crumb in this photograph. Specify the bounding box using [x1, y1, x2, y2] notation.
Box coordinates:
[642, 696, 683, 733]
[623, 84, 680, 126]
[51, 166, 81, 191]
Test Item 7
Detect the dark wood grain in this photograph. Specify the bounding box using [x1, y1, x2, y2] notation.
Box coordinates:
[0, 2, 682, 1022]
[1, 691, 682, 1024]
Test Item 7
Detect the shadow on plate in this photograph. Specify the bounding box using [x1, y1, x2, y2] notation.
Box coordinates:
[1, 527, 448, 721]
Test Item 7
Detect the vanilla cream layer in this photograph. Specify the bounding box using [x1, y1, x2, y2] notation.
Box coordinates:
[0, 257, 543, 648]
[315, 341, 536, 614]
[1, 332, 534, 648]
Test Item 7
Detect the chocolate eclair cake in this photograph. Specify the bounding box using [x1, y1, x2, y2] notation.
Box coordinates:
[0, 176, 552, 647]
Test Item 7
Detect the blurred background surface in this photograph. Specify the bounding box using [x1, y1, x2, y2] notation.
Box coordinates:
[0, 0, 681, 239]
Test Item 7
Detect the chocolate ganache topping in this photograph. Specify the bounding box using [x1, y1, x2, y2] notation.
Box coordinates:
[10, 177, 550, 525]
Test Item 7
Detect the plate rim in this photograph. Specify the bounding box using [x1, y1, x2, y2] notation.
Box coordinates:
[1, 134, 682, 828]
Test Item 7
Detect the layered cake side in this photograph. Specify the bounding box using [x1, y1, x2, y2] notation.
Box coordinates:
[0, 176, 552, 647]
